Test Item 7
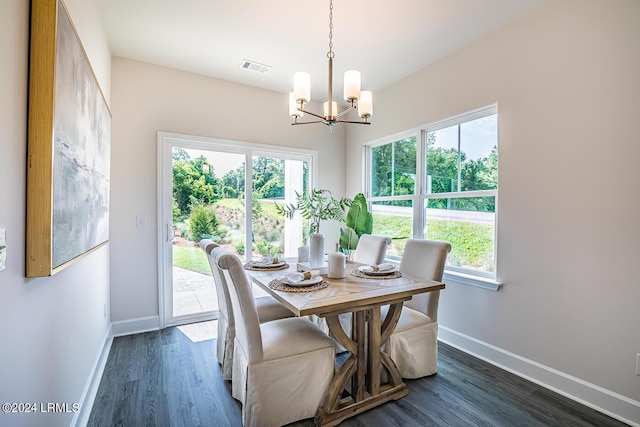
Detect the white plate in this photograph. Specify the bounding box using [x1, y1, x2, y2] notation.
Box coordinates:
[252, 261, 286, 268]
[358, 266, 397, 276]
[281, 276, 323, 287]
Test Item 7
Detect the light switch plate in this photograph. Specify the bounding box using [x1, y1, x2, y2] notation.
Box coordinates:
[0, 228, 6, 271]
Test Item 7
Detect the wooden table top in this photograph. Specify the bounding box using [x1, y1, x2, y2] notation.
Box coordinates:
[246, 259, 445, 317]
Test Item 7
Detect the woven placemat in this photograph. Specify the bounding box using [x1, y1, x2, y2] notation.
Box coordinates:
[350, 269, 403, 279]
[244, 262, 290, 271]
[268, 278, 329, 293]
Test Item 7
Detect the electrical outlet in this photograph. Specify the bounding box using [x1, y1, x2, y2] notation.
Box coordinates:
[103, 303, 108, 319]
[636, 354, 640, 376]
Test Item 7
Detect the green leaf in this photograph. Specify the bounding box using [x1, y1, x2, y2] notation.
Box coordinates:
[339, 227, 359, 250]
[346, 193, 373, 236]
[275, 188, 348, 234]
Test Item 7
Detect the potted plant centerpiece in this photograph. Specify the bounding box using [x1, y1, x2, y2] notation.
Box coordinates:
[338, 193, 373, 259]
[276, 188, 350, 267]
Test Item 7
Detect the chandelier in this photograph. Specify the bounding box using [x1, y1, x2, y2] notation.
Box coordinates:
[289, 0, 373, 129]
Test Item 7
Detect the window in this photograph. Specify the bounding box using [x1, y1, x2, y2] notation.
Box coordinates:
[367, 106, 499, 287]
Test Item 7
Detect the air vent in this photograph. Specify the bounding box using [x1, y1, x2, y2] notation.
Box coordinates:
[240, 59, 271, 74]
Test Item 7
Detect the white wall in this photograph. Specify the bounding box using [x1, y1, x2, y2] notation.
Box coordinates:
[347, 0, 640, 422]
[3, 0, 636, 424]
[0, 1, 111, 427]
[109, 58, 346, 324]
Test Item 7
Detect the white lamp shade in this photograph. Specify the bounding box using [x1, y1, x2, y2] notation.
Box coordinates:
[289, 92, 303, 117]
[323, 101, 338, 118]
[293, 72, 311, 103]
[358, 91, 373, 118]
[343, 70, 361, 101]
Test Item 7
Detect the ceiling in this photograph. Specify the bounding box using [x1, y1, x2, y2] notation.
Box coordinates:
[98, 0, 551, 104]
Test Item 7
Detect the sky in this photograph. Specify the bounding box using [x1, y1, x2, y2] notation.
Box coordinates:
[183, 148, 245, 177]
[434, 114, 497, 160]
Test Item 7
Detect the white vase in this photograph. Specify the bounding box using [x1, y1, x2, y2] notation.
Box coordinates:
[309, 232, 325, 268]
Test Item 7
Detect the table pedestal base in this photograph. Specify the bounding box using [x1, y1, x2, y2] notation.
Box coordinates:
[315, 301, 406, 427]
[315, 384, 407, 427]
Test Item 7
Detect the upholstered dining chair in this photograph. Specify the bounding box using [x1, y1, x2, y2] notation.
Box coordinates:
[199, 240, 293, 381]
[381, 238, 451, 378]
[352, 234, 392, 265]
[213, 247, 335, 427]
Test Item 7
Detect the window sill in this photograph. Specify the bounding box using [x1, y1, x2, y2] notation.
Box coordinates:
[443, 270, 502, 291]
[385, 259, 502, 291]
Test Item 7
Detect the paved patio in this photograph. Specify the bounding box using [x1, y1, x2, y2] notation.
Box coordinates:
[172, 265, 268, 317]
[173, 266, 217, 317]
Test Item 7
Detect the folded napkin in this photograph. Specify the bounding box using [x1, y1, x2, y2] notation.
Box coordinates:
[370, 263, 395, 272]
[283, 272, 305, 283]
[259, 255, 279, 265]
[283, 271, 319, 283]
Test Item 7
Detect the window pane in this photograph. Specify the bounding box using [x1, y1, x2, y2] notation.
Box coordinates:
[371, 137, 416, 197]
[371, 200, 413, 258]
[427, 113, 498, 194]
[171, 147, 246, 317]
[253, 156, 308, 259]
[460, 114, 498, 191]
[426, 125, 459, 193]
[172, 148, 246, 258]
[425, 196, 495, 273]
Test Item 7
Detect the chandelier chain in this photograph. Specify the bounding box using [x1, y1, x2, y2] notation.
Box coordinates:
[327, 0, 334, 59]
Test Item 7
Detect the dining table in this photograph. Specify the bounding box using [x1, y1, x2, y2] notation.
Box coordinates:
[245, 258, 445, 427]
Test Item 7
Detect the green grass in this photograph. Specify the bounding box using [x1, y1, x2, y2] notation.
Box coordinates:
[213, 198, 241, 209]
[259, 199, 285, 217]
[212, 198, 283, 218]
[372, 213, 494, 272]
[172, 245, 211, 275]
[427, 220, 494, 272]
[372, 214, 413, 240]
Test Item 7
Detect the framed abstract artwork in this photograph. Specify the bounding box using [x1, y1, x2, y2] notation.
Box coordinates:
[26, 0, 111, 277]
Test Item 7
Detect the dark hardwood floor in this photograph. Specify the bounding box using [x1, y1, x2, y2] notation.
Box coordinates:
[88, 323, 627, 427]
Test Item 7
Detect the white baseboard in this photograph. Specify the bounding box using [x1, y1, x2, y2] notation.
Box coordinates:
[70, 316, 160, 426]
[71, 325, 113, 427]
[439, 326, 640, 427]
[111, 315, 161, 337]
[71, 317, 161, 426]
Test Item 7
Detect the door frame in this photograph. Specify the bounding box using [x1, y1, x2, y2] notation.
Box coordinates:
[157, 131, 317, 328]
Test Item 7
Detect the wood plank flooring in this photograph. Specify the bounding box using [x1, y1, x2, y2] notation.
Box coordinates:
[88, 323, 628, 427]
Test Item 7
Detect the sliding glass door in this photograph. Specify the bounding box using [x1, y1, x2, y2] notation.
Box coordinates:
[158, 133, 314, 327]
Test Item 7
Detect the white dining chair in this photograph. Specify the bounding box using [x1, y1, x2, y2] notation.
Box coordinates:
[199, 239, 293, 381]
[213, 247, 335, 427]
[311, 234, 392, 353]
[352, 234, 391, 265]
[381, 238, 451, 378]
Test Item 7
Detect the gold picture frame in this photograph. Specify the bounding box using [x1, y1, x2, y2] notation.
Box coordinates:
[27, 0, 111, 277]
